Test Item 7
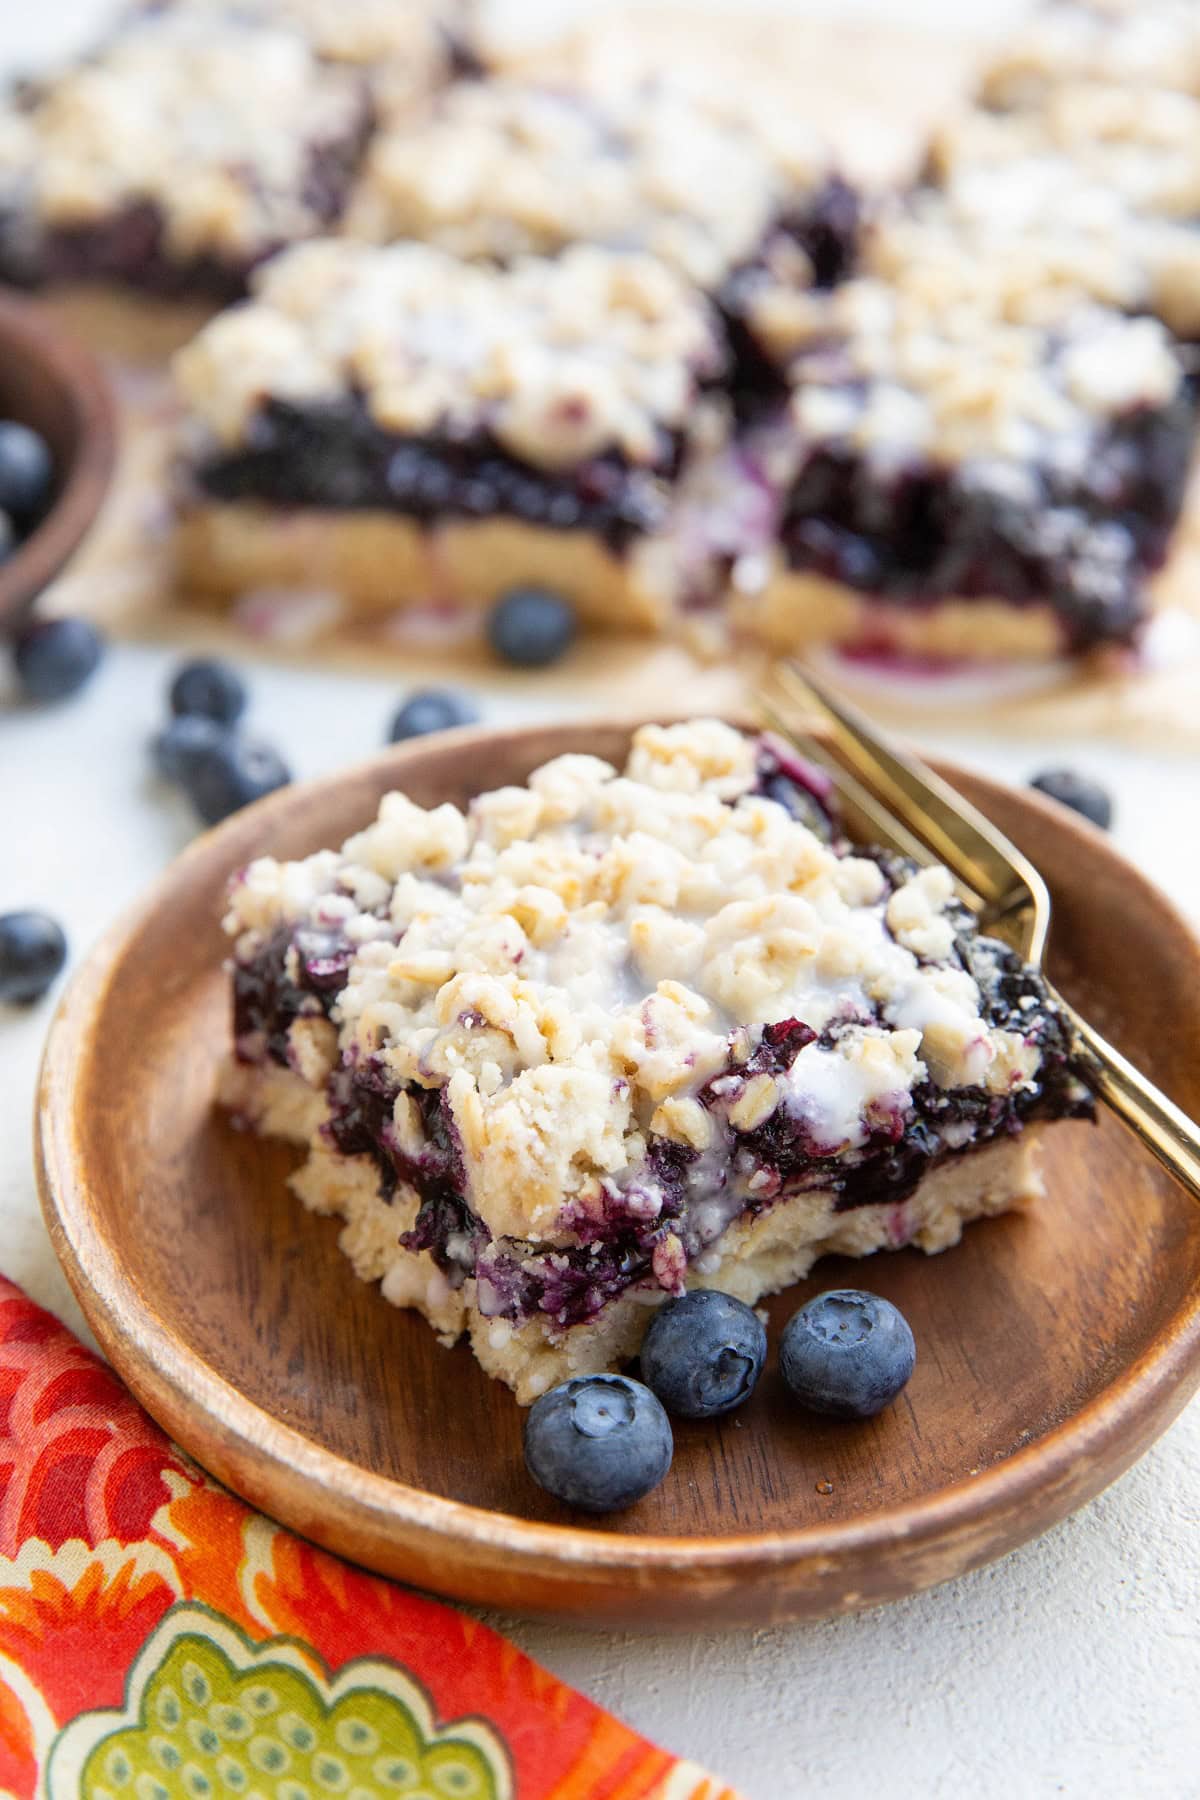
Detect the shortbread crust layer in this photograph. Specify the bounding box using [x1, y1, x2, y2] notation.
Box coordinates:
[176, 504, 678, 629]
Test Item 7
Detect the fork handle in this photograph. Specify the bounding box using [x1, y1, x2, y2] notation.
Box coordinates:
[1050, 985, 1200, 1204]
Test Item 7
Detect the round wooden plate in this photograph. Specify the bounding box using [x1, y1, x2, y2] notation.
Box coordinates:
[36, 721, 1200, 1628]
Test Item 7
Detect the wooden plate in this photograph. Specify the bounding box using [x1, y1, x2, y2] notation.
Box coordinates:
[0, 289, 116, 627]
[35, 722, 1200, 1628]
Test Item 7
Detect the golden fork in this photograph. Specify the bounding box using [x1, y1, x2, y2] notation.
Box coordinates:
[755, 660, 1200, 1204]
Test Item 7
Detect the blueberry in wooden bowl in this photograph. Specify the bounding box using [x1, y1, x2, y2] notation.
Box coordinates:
[0, 288, 116, 629]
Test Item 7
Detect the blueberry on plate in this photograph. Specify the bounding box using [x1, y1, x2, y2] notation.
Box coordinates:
[640, 1290, 767, 1419]
[0, 910, 68, 1004]
[181, 735, 291, 825]
[780, 1289, 915, 1420]
[1029, 768, 1113, 831]
[151, 713, 232, 786]
[387, 686, 480, 742]
[486, 587, 577, 668]
[12, 616, 105, 702]
[169, 656, 247, 726]
[524, 1374, 672, 1512]
[0, 421, 54, 520]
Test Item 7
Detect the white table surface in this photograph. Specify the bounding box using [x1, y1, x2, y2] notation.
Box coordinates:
[3, 2, 1200, 1794]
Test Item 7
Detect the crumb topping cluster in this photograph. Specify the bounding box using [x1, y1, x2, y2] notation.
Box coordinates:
[930, 84, 1200, 222]
[133, 0, 464, 71]
[174, 238, 726, 467]
[749, 273, 1183, 467]
[225, 721, 1050, 1248]
[867, 175, 1200, 342]
[346, 77, 828, 289]
[979, 0, 1200, 109]
[0, 16, 367, 261]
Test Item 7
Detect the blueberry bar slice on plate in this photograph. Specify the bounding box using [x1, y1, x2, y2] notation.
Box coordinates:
[173, 240, 730, 628]
[0, 14, 372, 329]
[730, 275, 1195, 661]
[220, 719, 1092, 1403]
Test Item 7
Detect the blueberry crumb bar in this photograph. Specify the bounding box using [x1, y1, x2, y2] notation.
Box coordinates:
[220, 719, 1092, 1403]
[0, 16, 373, 305]
[732, 275, 1194, 660]
[173, 240, 730, 627]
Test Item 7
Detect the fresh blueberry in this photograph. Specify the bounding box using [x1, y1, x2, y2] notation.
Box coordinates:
[12, 616, 105, 702]
[168, 656, 248, 725]
[1029, 768, 1113, 831]
[181, 735, 291, 825]
[523, 1373, 672, 1512]
[640, 1290, 767, 1419]
[151, 713, 232, 786]
[486, 587, 577, 668]
[0, 910, 68, 1004]
[387, 687, 480, 742]
[0, 421, 53, 520]
[780, 1289, 915, 1420]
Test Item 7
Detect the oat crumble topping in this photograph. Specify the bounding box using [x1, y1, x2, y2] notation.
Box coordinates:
[866, 171, 1200, 341]
[174, 239, 726, 468]
[746, 272, 1184, 466]
[930, 83, 1200, 221]
[131, 0, 467, 71]
[345, 78, 829, 290]
[980, 0, 1200, 109]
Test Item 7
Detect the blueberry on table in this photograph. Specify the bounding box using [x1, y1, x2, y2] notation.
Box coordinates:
[1029, 768, 1113, 831]
[0, 421, 53, 520]
[151, 713, 232, 786]
[524, 1374, 673, 1512]
[0, 910, 68, 1004]
[181, 735, 291, 825]
[388, 686, 480, 742]
[780, 1289, 915, 1420]
[640, 1290, 767, 1419]
[12, 616, 105, 702]
[486, 587, 578, 668]
[168, 656, 247, 725]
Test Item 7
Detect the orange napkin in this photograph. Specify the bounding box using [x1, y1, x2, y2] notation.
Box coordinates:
[0, 1275, 739, 1799]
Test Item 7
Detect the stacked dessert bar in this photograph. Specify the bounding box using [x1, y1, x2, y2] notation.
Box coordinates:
[0, 1, 468, 314]
[2, 0, 1195, 660]
[172, 240, 730, 624]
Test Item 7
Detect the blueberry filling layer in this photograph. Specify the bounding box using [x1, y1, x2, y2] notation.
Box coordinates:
[776, 394, 1195, 649]
[0, 106, 372, 296]
[721, 179, 861, 413]
[191, 397, 688, 552]
[232, 922, 353, 1066]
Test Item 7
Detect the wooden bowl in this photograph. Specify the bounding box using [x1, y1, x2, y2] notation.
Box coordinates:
[0, 287, 116, 627]
[35, 722, 1200, 1628]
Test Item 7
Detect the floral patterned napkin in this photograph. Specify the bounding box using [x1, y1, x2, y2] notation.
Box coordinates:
[0, 1274, 738, 1799]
